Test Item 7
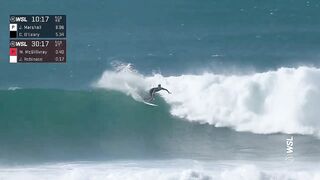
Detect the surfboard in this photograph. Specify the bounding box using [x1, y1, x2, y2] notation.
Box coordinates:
[142, 94, 158, 106]
[143, 101, 158, 106]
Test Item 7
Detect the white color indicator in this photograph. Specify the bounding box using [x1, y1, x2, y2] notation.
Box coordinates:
[9, 24, 17, 31]
[10, 56, 17, 63]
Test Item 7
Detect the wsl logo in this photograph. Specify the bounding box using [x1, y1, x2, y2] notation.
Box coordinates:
[10, 16, 27, 23]
[286, 136, 294, 161]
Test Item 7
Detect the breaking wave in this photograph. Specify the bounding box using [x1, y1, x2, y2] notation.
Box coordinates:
[0, 160, 319, 180]
[94, 63, 320, 137]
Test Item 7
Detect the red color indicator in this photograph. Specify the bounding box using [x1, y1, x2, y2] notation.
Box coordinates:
[10, 48, 17, 56]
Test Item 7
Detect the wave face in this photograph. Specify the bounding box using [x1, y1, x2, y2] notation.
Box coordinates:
[1, 85, 320, 163]
[0, 89, 180, 162]
[95, 64, 320, 137]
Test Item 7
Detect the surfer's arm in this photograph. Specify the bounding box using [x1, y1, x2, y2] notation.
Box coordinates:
[161, 88, 171, 94]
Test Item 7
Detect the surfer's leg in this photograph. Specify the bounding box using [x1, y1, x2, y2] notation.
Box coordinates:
[148, 92, 155, 102]
[147, 89, 155, 102]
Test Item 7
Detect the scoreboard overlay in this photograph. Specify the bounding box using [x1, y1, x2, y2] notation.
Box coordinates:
[9, 15, 66, 63]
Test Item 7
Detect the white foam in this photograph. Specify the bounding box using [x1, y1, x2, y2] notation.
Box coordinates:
[94, 64, 320, 137]
[93, 62, 149, 102]
[0, 160, 319, 180]
[8, 87, 21, 91]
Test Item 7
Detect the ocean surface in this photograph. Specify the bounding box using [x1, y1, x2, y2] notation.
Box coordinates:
[0, 0, 320, 179]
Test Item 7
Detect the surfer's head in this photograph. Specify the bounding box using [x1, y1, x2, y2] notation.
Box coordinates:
[158, 84, 161, 88]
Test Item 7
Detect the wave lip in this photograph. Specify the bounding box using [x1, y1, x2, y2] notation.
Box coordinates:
[95, 64, 320, 137]
[93, 62, 149, 102]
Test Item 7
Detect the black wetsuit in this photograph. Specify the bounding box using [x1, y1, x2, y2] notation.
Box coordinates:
[148, 87, 170, 101]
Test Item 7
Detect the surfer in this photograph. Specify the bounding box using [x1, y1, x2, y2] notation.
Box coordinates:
[147, 84, 171, 102]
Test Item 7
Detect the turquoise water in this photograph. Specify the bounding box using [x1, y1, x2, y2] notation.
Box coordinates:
[0, 0, 320, 88]
[0, 89, 319, 163]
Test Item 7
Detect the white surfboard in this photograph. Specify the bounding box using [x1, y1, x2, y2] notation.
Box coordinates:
[143, 101, 158, 106]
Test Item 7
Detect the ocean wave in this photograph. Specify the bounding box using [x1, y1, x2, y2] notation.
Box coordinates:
[94, 64, 320, 137]
[7, 87, 21, 91]
[94, 62, 149, 102]
[0, 160, 319, 180]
